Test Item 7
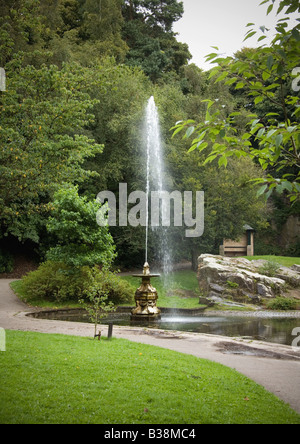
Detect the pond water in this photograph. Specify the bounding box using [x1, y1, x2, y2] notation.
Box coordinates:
[40, 309, 300, 346]
[157, 315, 299, 346]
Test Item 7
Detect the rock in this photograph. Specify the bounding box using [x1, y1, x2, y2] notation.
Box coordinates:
[277, 267, 300, 288]
[257, 283, 274, 299]
[209, 283, 226, 294]
[197, 254, 287, 304]
[199, 296, 213, 305]
[208, 294, 224, 303]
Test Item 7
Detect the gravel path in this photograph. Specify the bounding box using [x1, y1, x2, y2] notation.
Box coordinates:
[1, 279, 300, 415]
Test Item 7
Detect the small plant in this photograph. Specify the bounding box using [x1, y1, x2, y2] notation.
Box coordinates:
[226, 280, 239, 289]
[258, 261, 280, 278]
[80, 290, 116, 339]
[266, 297, 297, 311]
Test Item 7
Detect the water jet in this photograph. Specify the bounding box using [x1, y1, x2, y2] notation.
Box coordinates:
[131, 96, 169, 322]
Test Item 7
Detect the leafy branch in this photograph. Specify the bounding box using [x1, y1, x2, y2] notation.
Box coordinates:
[171, 0, 300, 203]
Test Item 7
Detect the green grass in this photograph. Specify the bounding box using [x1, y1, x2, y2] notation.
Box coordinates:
[245, 256, 300, 268]
[0, 330, 299, 424]
[122, 270, 201, 309]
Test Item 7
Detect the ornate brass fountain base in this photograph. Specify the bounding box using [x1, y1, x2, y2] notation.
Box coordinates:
[131, 263, 161, 322]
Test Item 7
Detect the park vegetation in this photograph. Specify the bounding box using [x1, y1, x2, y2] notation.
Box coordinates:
[1, 330, 300, 424]
[0, 0, 299, 303]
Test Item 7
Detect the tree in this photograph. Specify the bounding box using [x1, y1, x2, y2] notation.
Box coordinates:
[0, 58, 103, 244]
[47, 186, 116, 268]
[168, 144, 268, 269]
[172, 0, 300, 202]
[0, 0, 128, 68]
[80, 289, 115, 339]
[54, 0, 128, 64]
[123, 0, 184, 32]
[122, 0, 191, 81]
[0, 0, 44, 66]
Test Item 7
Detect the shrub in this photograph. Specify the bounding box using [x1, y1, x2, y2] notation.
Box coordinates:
[266, 297, 297, 311]
[20, 261, 134, 305]
[0, 249, 14, 273]
[94, 270, 135, 305]
[258, 261, 280, 278]
[46, 186, 116, 268]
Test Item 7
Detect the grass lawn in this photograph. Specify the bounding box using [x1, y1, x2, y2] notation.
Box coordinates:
[0, 330, 299, 424]
[245, 256, 300, 268]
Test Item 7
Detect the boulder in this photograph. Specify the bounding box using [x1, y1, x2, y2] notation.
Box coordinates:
[197, 254, 289, 305]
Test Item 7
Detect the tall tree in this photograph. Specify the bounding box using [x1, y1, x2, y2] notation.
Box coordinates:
[123, 0, 184, 31]
[122, 0, 191, 81]
[0, 0, 44, 66]
[38, 0, 128, 65]
[0, 58, 103, 244]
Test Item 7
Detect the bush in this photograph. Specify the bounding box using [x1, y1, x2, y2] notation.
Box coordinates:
[0, 249, 14, 273]
[266, 297, 297, 311]
[46, 186, 116, 268]
[258, 261, 280, 278]
[20, 261, 134, 305]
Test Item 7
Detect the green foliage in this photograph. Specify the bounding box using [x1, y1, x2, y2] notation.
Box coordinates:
[123, 0, 184, 32]
[20, 261, 134, 304]
[20, 261, 88, 302]
[172, 0, 300, 202]
[0, 0, 293, 267]
[0, 0, 189, 76]
[0, 59, 103, 243]
[0, 0, 128, 66]
[79, 291, 116, 339]
[0, 0, 43, 66]
[42, 0, 128, 65]
[258, 261, 281, 278]
[226, 281, 239, 289]
[0, 248, 14, 273]
[266, 297, 297, 311]
[122, 0, 191, 80]
[46, 186, 116, 268]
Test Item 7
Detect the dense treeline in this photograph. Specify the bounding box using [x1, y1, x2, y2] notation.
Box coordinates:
[0, 0, 297, 273]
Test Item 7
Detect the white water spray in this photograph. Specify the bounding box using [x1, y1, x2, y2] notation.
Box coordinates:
[144, 96, 172, 274]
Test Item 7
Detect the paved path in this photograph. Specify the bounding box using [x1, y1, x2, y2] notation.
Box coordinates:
[1, 279, 300, 414]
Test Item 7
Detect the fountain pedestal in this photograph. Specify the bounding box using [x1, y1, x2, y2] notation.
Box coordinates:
[131, 263, 161, 322]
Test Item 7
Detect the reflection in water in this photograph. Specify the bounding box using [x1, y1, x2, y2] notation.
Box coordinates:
[48, 310, 299, 346]
[158, 316, 299, 346]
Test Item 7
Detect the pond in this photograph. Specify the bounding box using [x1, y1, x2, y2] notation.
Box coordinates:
[32, 309, 300, 346]
[157, 314, 299, 346]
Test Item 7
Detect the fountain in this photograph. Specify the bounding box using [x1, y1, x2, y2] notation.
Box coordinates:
[144, 96, 172, 274]
[131, 96, 170, 322]
[131, 262, 161, 322]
